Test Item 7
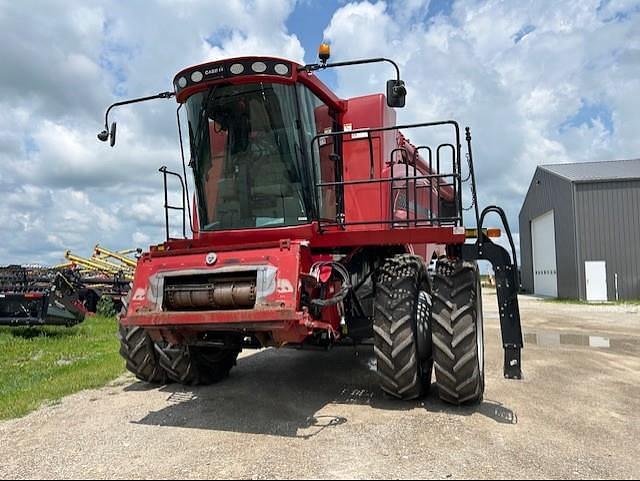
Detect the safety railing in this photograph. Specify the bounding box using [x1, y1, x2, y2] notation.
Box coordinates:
[310, 120, 470, 231]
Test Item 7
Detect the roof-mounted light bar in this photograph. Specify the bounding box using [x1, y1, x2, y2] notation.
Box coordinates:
[173, 58, 294, 96]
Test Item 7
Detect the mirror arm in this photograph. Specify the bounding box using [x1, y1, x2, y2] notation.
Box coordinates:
[98, 91, 176, 142]
[298, 57, 401, 82]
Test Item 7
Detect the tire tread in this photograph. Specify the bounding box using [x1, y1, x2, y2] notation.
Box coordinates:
[431, 259, 484, 405]
[373, 254, 431, 400]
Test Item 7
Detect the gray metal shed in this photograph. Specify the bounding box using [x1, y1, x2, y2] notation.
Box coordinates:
[519, 158, 640, 301]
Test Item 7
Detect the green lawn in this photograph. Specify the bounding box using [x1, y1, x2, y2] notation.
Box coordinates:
[0, 316, 124, 420]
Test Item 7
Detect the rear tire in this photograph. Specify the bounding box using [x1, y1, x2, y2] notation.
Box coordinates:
[157, 345, 239, 386]
[373, 254, 432, 400]
[431, 259, 484, 405]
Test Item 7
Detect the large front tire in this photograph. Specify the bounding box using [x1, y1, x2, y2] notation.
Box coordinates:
[373, 255, 432, 400]
[431, 259, 484, 405]
[118, 325, 168, 384]
[117, 287, 167, 384]
[157, 345, 240, 386]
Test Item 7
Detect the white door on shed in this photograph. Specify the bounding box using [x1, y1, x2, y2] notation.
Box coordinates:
[531, 210, 558, 297]
[585, 261, 608, 302]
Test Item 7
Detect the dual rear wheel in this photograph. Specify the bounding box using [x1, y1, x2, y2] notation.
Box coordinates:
[373, 254, 485, 405]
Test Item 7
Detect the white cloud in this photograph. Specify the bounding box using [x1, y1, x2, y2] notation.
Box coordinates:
[200, 0, 304, 62]
[0, 184, 121, 264]
[203, 29, 305, 63]
[0, 0, 303, 264]
[132, 231, 151, 246]
[323, 0, 640, 249]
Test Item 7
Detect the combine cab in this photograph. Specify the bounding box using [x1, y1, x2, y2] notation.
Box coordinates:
[99, 47, 523, 404]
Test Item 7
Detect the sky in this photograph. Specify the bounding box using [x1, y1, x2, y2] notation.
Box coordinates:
[0, 0, 639, 265]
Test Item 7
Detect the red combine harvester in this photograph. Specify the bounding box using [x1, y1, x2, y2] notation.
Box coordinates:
[98, 47, 523, 404]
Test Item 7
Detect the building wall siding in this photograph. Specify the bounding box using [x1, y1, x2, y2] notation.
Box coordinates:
[519, 168, 578, 298]
[574, 180, 640, 300]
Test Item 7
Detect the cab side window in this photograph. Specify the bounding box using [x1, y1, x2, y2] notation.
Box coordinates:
[296, 86, 338, 220]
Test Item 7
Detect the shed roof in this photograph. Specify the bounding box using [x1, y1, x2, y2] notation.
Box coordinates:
[540, 158, 640, 183]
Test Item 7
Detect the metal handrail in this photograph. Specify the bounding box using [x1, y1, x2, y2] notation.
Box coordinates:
[159, 166, 187, 241]
[310, 120, 467, 232]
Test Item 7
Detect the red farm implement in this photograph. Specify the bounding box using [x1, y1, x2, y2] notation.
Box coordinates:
[98, 47, 523, 404]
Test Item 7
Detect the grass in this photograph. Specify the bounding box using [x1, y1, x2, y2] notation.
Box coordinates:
[0, 316, 125, 420]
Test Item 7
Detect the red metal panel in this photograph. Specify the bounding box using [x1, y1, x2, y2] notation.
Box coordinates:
[126, 242, 311, 328]
[310, 226, 465, 249]
[152, 222, 464, 257]
[340, 95, 388, 230]
[341, 137, 385, 230]
[153, 224, 316, 253]
[124, 308, 302, 327]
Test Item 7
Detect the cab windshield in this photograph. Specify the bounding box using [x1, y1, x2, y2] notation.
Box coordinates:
[187, 82, 316, 231]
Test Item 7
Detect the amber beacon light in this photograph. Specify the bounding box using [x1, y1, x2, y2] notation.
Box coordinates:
[318, 43, 331, 64]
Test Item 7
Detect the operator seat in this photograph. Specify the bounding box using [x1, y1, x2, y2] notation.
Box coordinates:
[214, 95, 305, 228]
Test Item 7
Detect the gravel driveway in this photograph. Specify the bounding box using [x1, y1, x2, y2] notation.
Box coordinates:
[1, 293, 639, 479]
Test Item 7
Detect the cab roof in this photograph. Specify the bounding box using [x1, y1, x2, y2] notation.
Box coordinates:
[173, 56, 345, 112]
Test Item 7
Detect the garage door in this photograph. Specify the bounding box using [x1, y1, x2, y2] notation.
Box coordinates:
[531, 210, 558, 297]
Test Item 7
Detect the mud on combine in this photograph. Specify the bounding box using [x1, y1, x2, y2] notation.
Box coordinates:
[99, 46, 523, 404]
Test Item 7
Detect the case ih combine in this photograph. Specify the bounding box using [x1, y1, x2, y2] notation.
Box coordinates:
[99, 46, 523, 404]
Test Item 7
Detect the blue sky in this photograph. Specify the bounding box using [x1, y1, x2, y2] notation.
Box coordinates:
[287, 0, 341, 63]
[286, 0, 456, 90]
[288, 0, 454, 58]
[560, 101, 614, 135]
[286, 0, 341, 88]
[0, 0, 639, 265]
[290, 0, 620, 142]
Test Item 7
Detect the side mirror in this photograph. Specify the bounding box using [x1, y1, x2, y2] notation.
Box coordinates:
[109, 122, 117, 147]
[97, 122, 117, 147]
[386, 79, 407, 108]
